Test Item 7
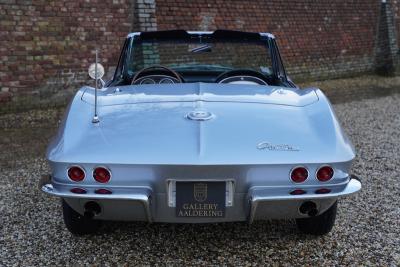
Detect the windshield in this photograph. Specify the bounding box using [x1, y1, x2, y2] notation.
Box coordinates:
[122, 39, 273, 77]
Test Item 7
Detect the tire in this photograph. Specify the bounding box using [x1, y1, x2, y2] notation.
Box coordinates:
[62, 199, 101, 235]
[296, 201, 337, 235]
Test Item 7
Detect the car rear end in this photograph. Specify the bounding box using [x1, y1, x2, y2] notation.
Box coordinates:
[41, 84, 361, 232]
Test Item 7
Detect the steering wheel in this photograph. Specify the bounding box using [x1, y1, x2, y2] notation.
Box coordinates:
[215, 69, 269, 85]
[131, 65, 182, 84]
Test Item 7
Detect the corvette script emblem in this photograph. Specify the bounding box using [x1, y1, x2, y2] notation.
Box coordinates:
[257, 142, 300, 151]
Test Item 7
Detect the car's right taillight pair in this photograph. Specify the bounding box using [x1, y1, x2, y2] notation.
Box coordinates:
[290, 166, 334, 183]
[68, 166, 111, 183]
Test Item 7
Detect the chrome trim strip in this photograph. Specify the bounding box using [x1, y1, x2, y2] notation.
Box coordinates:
[50, 178, 151, 190]
[186, 31, 214, 35]
[127, 31, 275, 39]
[126, 32, 141, 38]
[247, 178, 361, 223]
[260, 32, 275, 39]
[248, 177, 350, 191]
[41, 183, 151, 200]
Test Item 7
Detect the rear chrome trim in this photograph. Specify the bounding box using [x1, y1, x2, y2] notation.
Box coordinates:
[247, 178, 361, 223]
[40, 176, 153, 222]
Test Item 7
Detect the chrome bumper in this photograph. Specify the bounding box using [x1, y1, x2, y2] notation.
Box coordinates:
[247, 178, 361, 223]
[39, 175, 153, 222]
[40, 175, 361, 223]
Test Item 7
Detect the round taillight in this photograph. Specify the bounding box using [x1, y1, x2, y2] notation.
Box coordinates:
[93, 167, 111, 183]
[317, 166, 334, 182]
[290, 167, 308, 183]
[68, 166, 85, 182]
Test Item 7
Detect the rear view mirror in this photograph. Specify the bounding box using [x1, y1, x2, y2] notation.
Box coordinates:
[88, 63, 105, 80]
[189, 44, 212, 53]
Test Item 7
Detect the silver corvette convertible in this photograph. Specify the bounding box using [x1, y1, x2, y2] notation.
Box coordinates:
[40, 30, 361, 235]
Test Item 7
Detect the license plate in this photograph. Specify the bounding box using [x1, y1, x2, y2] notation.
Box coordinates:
[176, 181, 226, 218]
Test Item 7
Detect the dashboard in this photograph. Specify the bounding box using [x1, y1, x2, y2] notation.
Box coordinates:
[124, 65, 286, 87]
[133, 75, 181, 85]
[133, 74, 269, 86]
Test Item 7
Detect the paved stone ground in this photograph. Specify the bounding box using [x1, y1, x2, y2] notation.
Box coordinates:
[0, 87, 399, 266]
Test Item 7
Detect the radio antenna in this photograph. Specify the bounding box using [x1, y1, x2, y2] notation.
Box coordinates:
[92, 49, 100, 123]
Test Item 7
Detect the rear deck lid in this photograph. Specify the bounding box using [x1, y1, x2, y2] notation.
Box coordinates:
[48, 83, 355, 165]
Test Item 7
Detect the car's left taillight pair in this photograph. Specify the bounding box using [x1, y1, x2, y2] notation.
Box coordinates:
[290, 166, 334, 183]
[68, 166, 111, 183]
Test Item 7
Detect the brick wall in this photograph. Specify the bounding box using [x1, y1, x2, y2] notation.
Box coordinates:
[0, 0, 399, 107]
[155, 0, 388, 80]
[0, 0, 133, 97]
